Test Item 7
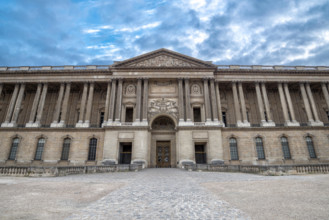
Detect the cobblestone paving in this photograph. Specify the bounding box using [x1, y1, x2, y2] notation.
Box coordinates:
[67, 169, 250, 220]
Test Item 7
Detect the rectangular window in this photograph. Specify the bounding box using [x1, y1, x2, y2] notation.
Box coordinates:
[195, 144, 206, 164]
[8, 138, 20, 160]
[61, 138, 71, 160]
[119, 143, 132, 164]
[99, 112, 105, 127]
[255, 137, 265, 159]
[306, 136, 316, 159]
[193, 107, 201, 122]
[281, 137, 291, 159]
[35, 138, 45, 160]
[222, 112, 227, 126]
[125, 107, 133, 122]
[88, 138, 97, 161]
[229, 138, 239, 160]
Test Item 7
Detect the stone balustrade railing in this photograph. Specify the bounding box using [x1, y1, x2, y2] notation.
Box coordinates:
[0, 65, 110, 71]
[185, 163, 329, 175]
[0, 164, 142, 177]
[217, 65, 329, 71]
[1, 65, 329, 72]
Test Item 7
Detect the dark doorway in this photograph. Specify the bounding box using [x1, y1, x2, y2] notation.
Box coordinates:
[195, 144, 206, 164]
[193, 107, 201, 122]
[156, 141, 171, 168]
[125, 107, 133, 122]
[119, 143, 132, 164]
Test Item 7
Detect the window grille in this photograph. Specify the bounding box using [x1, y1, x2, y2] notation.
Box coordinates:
[306, 136, 316, 158]
[229, 138, 239, 160]
[61, 138, 71, 160]
[88, 138, 97, 161]
[255, 137, 265, 159]
[35, 138, 45, 160]
[8, 138, 20, 160]
[281, 137, 291, 159]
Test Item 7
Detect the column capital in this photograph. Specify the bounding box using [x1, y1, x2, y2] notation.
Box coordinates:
[142, 77, 149, 80]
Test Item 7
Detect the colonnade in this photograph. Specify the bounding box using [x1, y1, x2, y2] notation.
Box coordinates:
[0, 80, 328, 128]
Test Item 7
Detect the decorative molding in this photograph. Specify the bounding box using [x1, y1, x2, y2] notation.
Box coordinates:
[190, 83, 202, 95]
[148, 98, 178, 121]
[125, 84, 136, 95]
[127, 55, 199, 68]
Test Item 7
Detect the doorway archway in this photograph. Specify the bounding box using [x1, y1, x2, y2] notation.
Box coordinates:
[150, 115, 177, 168]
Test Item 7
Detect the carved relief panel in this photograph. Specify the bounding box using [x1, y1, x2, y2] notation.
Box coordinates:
[148, 98, 178, 121]
[149, 80, 177, 96]
[123, 82, 136, 96]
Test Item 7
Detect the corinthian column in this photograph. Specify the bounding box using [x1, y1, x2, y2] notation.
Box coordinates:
[184, 78, 192, 123]
[134, 78, 142, 124]
[114, 79, 123, 123]
[35, 83, 48, 126]
[203, 78, 212, 123]
[261, 83, 274, 126]
[232, 82, 241, 126]
[215, 82, 224, 126]
[11, 83, 26, 126]
[141, 78, 149, 125]
[0, 84, 3, 98]
[210, 79, 219, 123]
[283, 83, 298, 124]
[84, 82, 94, 127]
[255, 83, 265, 123]
[178, 78, 185, 123]
[278, 83, 290, 124]
[76, 83, 88, 127]
[238, 82, 250, 127]
[51, 83, 65, 126]
[321, 83, 329, 114]
[2, 84, 19, 127]
[59, 83, 71, 126]
[306, 83, 323, 126]
[300, 83, 313, 123]
[103, 82, 111, 126]
[107, 79, 117, 124]
[26, 83, 42, 127]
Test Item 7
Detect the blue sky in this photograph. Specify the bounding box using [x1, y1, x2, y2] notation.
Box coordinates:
[1, 0, 329, 66]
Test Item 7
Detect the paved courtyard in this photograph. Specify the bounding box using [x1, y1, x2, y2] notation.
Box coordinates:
[0, 169, 329, 220]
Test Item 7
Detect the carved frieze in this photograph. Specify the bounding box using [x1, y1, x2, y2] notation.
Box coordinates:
[128, 55, 198, 68]
[148, 98, 178, 120]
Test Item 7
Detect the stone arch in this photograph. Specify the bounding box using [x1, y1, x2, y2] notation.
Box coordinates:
[150, 114, 177, 130]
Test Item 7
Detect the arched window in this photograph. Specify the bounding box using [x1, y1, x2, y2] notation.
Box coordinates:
[255, 137, 265, 159]
[229, 138, 239, 160]
[281, 137, 291, 159]
[8, 138, 20, 160]
[88, 138, 97, 161]
[35, 138, 45, 160]
[61, 138, 71, 160]
[306, 136, 316, 158]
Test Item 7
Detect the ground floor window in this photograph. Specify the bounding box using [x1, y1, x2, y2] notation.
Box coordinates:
[281, 137, 291, 159]
[306, 136, 316, 158]
[229, 138, 239, 160]
[195, 144, 206, 164]
[8, 137, 20, 160]
[35, 138, 45, 160]
[255, 137, 265, 159]
[61, 138, 71, 160]
[119, 143, 132, 164]
[88, 138, 97, 161]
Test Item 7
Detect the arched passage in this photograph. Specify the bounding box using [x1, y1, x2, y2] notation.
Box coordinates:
[150, 115, 177, 168]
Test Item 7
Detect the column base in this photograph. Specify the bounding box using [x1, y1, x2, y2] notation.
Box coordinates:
[140, 120, 148, 126]
[26, 122, 41, 128]
[179, 121, 194, 126]
[132, 120, 141, 126]
[284, 120, 300, 127]
[75, 122, 84, 128]
[205, 121, 221, 126]
[50, 122, 65, 128]
[261, 120, 276, 127]
[1, 122, 16, 127]
[237, 121, 250, 127]
[308, 120, 324, 127]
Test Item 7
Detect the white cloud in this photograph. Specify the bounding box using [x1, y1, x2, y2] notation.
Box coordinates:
[116, 21, 161, 32]
[83, 29, 100, 34]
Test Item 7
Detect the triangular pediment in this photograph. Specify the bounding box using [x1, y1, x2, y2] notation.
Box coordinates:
[112, 48, 216, 69]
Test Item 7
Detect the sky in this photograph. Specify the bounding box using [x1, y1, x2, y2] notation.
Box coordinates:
[0, 0, 329, 67]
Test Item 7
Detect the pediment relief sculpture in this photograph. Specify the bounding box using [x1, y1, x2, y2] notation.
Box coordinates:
[127, 55, 199, 68]
[148, 98, 178, 120]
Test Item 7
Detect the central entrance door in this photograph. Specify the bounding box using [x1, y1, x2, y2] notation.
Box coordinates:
[156, 141, 171, 168]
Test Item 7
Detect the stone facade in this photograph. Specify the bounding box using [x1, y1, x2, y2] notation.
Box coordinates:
[0, 48, 329, 168]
